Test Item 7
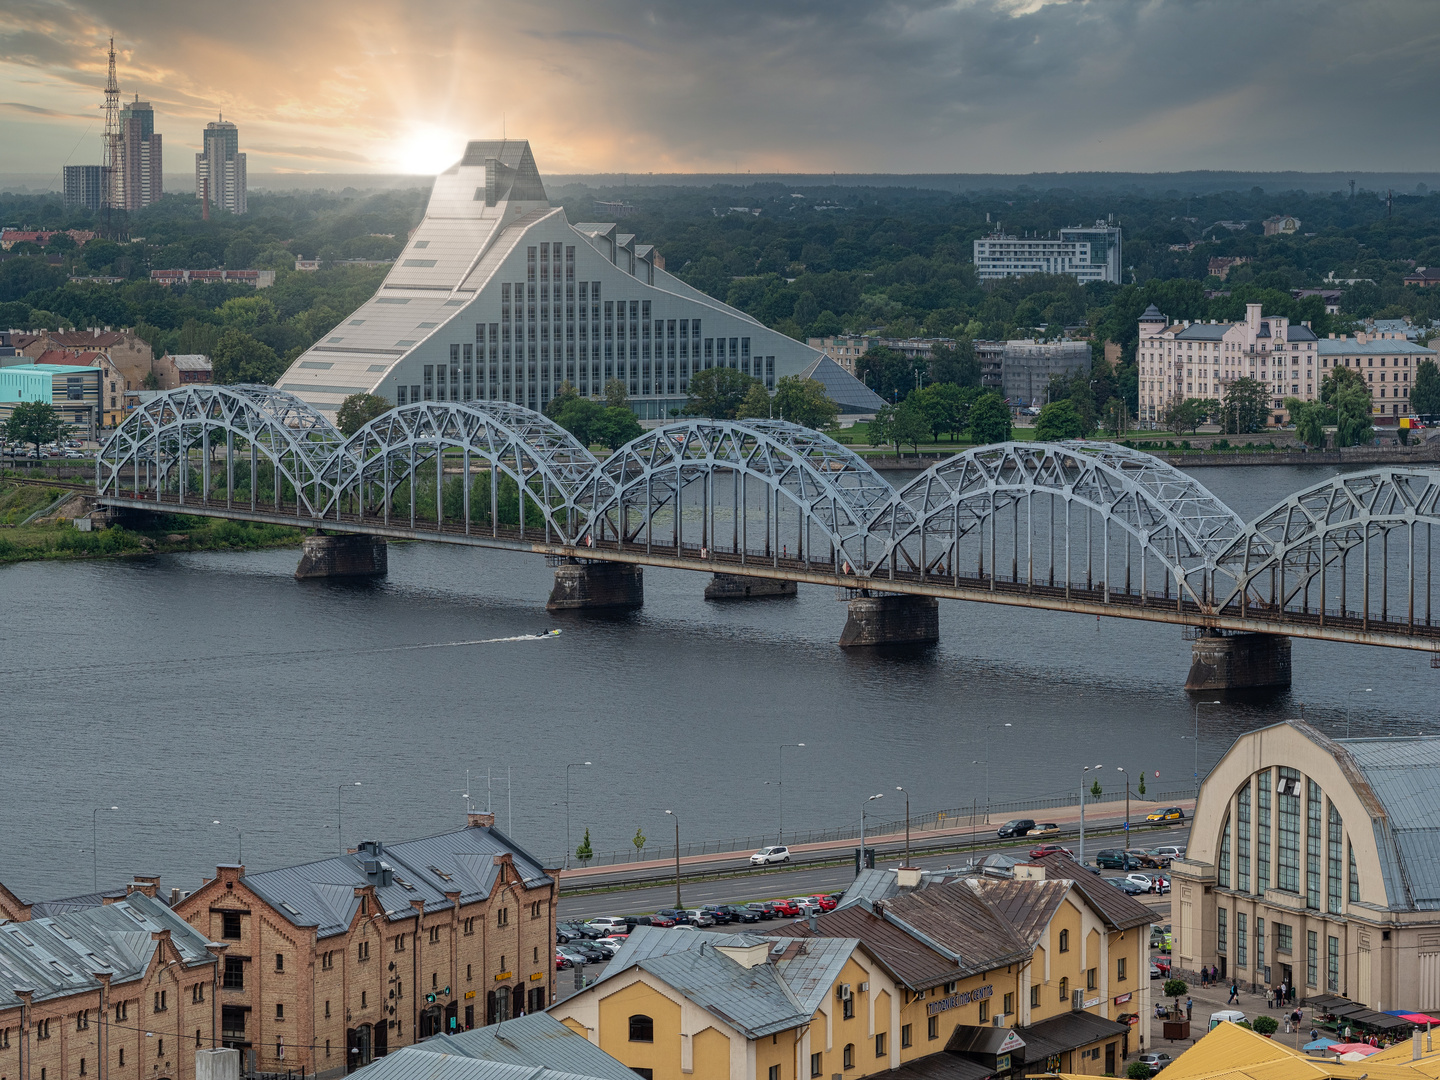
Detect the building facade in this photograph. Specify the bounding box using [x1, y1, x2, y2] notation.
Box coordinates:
[806, 334, 872, 375]
[20, 330, 157, 399]
[63, 165, 106, 211]
[154, 354, 213, 389]
[996, 340, 1092, 406]
[195, 119, 247, 216]
[114, 97, 162, 212]
[173, 813, 557, 1079]
[0, 362, 102, 436]
[275, 140, 881, 421]
[1318, 332, 1434, 421]
[1172, 721, 1440, 1011]
[0, 883, 220, 1080]
[974, 224, 1122, 285]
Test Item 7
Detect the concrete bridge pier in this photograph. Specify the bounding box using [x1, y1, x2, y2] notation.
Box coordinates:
[547, 560, 644, 611]
[294, 534, 388, 580]
[1186, 630, 1291, 691]
[704, 573, 798, 600]
[839, 592, 939, 647]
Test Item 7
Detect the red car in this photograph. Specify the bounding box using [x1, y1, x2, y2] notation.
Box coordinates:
[770, 899, 800, 917]
[554, 951, 570, 970]
[649, 913, 677, 927]
[1030, 844, 1075, 859]
[811, 895, 838, 912]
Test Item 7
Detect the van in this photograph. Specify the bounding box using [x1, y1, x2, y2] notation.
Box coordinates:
[1208, 1010, 1246, 1031]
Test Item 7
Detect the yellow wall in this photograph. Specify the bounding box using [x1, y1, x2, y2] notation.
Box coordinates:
[896, 966, 1018, 1064]
[693, 1027, 732, 1080]
[597, 980, 684, 1078]
[755, 1028, 799, 1080]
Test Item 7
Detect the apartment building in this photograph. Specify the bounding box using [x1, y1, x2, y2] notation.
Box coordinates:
[1318, 332, 1435, 421]
[173, 813, 557, 1078]
[974, 223, 1122, 285]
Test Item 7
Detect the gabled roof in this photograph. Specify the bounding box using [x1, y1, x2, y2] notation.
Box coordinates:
[593, 927, 858, 1039]
[772, 902, 978, 991]
[457, 141, 547, 203]
[1287, 324, 1319, 341]
[404, 1014, 637, 1080]
[1175, 323, 1232, 341]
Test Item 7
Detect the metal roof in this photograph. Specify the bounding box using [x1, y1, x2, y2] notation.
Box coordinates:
[1318, 338, 1435, 356]
[0, 891, 216, 1007]
[348, 1049, 620, 1080]
[593, 927, 858, 1039]
[1333, 734, 1440, 909]
[405, 1014, 636, 1080]
[1175, 324, 1233, 341]
[798, 354, 887, 413]
[242, 824, 553, 938]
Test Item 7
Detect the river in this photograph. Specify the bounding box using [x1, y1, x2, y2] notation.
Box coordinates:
[0, 463, 1431, 901]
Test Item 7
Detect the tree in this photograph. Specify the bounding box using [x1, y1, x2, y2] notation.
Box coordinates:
[914, 383, 976, 441]
[1334, 381, 1374, 448]
[867, 403, 895, 449]
[1034, 399, 1088, 441]
[1320, 365, 1367, 408]
[1127, 1062, 1154, 1079]
[1285, 397, 1327, 449]
[594, 406, 643, 450]
[575, 828, 593, 863]
[683, 367, 760, 419]
[336, 392, 391, 437]
[631, 826, 646, 861]
[3, 400, 68, 456]
[211, 329, 283, 385]
[771, 375, 839, 429]
[968, 391, 1013, 445]
[1090, 779, 1102, 798]
[552, 397, 605, 446]
[856, 345, 919, 402]
[1412, 358, 1440, 417]
[890, 396, 933, 455]
[1138, 772, 1147, 796]
[603, 378, 629, 410]
[1220, 378, 1270, 435]
[1162, 978, 1189, 1016]
[736, 381, 774, 421]
[544, 380, 580, 420]
[1161, 398, 1207, 434]
[1102, 397, 1130, 436]
[1252, 1015, 1279, 1037]
[929, 340, 981, 388]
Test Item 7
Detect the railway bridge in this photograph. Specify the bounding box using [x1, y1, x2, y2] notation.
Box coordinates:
[94, 385, 1440, 690]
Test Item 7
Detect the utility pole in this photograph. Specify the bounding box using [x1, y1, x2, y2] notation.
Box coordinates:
[102, 36, 120, 230]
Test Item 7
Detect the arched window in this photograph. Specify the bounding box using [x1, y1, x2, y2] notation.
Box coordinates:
[843, 1044, 855, 1069]
[1058, 977, 1069, 1002]
[1058, 929, 1069, 952]
[629, 1014, 654, 1043]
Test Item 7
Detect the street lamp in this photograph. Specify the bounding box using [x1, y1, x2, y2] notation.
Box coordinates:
[896, 787, 911, 865]
[1192, 701, 1221, 799]
[1116, 768, 1130, 837]
[778, 743, 804, 842]
[212, 820, 243, 865]
[92, 806, 118, 891]
[858, 793, 884, 876]
[664, 810, 682, 910]
[974, 723, 1010, 824]
[337, 782, 361, 856]
[1078, 766, 1101, 866]
[564, 762, 591, 869]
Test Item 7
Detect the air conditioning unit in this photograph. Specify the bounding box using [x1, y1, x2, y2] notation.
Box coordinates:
[837, 984, 852, 1001]
[993, 1016, 1004, 1027]
[1072, 989, 1084, 1011]
[858, 982, 869, 993]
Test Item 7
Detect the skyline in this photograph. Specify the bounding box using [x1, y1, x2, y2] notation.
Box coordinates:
[1, 1, 1438, 180]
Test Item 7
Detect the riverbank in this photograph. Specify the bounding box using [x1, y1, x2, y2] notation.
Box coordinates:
[0, 481, 305, 564]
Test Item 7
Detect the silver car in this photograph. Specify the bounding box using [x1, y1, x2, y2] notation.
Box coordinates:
[685, 909, 715, 927]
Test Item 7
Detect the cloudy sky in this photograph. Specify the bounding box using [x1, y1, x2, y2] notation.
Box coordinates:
[1, 0, 1436, 179]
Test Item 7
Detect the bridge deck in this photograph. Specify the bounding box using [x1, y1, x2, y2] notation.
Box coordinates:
[99, 493, 1440, 653]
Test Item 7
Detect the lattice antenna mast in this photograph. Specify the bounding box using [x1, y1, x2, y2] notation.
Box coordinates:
[102, 36, 120, 220]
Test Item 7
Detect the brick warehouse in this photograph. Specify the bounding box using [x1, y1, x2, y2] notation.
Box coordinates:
[173, 812, 558, 1078]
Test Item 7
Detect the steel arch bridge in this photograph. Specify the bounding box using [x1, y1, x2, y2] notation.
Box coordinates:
[94, 390, 1440, 652]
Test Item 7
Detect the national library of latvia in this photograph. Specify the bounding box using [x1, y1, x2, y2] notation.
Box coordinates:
[277, 140, 882, 420]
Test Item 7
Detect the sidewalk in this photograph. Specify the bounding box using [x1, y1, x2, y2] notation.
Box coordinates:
[1148, 951, 1313, 1057]
[559, 797, 1194, 885]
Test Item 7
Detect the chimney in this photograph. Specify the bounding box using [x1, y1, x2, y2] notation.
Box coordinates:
[896, 866, 923, 889]
[807, 910, 818, 933]
[468, 811, 495, 828]
[1414, 1031, 1422, 1060]
[1247, 303, 1262, 329]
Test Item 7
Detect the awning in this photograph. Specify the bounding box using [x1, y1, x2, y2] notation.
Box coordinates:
[1302, 1038, 1339, 1052]
[1389, 1012, 1440, 1024]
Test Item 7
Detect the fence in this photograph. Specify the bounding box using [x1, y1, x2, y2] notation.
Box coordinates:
[552, 783, 1195, 869]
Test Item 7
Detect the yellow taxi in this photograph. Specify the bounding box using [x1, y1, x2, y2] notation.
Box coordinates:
[1146, 806, 1186, 822]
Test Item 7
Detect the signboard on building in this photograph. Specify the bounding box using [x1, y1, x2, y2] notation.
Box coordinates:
[926, 984, 994, 1017]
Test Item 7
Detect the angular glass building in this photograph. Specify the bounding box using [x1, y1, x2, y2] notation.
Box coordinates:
[276, 141, 883, 420]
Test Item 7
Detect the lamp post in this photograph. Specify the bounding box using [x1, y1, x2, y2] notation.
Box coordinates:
[858, 793, 884, 876]
[896, 787, 911, 865]
[1192, 701, 1220, 800]
[664, 810, 681, 910]
[336, 782, 361, 856]
[778, 743, 804, 842]
[1116, 767, 1130, 837]
[564, 762, 591, 869]
[92, 806, 117, 891]
[973, 722, 1010, 824]
[212, 820, 242, 864]
[1079, 766, 1101, 866]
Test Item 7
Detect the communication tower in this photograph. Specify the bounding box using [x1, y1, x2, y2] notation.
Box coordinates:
[102, 36, 120, 222]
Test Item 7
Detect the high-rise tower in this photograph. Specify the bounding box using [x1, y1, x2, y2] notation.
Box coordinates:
[102, 36, 120, 214]
[195, 115, 247, 215]
[114, 94, 163, 211]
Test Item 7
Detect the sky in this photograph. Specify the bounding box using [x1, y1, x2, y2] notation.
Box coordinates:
[1, 0, 1437, 180]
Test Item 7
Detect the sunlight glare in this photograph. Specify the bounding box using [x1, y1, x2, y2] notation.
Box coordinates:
[389, 125, 465, 175]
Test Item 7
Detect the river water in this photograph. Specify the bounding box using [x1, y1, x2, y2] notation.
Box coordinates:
[1, 463, 1433, 901]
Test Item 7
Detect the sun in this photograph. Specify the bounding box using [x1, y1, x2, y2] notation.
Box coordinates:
[388, 125, 466, 176]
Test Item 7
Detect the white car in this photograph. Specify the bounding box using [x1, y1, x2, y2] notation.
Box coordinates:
[789, 897, 821, 914]
[685, 909, 715, 927]
[750, 846, 791, 866]
[594, 936, 628, 956]
[585, 916, 628, 936]
[1125, 873, 1155, 891]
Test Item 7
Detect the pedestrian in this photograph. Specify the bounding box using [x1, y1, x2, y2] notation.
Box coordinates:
[1266, 988, 1274, 1010]
[1200, 967, 1208, 987]
[1311, 1028, 1319, 1043]
[1229, 981, 1240, 1005]
[1286, 1017, 1293, 1035]
[1186, 997, 1193, 1021]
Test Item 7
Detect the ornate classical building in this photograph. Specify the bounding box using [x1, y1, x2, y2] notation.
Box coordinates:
[1172, 721, 1440, 1010]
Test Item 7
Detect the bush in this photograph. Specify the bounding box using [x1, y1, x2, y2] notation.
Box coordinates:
[1127, 1063, 1153, 1079]
[1252, 1015, 1279, 1036]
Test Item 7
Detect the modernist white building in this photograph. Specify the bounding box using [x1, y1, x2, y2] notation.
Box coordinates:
[973, 223, 1123, 284]
[277, 141, 882, 420]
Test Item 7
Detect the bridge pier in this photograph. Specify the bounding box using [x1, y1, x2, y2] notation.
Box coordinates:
[839, 593, 939, 648]
[704, 573, 797, 600]
[1186, 631, 1291, 691]
[294, 534, 388, 580]
[547, 560, 644, 611]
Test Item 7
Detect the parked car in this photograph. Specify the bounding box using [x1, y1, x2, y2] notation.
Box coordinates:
[1152, 957, 1171, 978]
[622, 915, 653, 931]
[1124, 872, 1156, 891]
[594, 936, 627, 957]
[648, 912, 677, 928]
[654, 908, 685, 925]
[1143, 848, 1174, 868]
[721, 904, 759, 923]
[789, 897, 821, 915]
[699, 905, 731, 925]
[750, 846, 791, 866]
[556, 928, 580, 944]
[685, 909, 715, 927]
[1146, 807, 1186, 822]
[1125, 850, 1161, 868]
[559, 921, 602, 939]
[1159, 931, 1173, 953]
[1104, 876, 1147, 896]
[997, 819, 1037, 839]
[672, 924, 699, 932]
[744, 903, 775, 920]
[554, 951, 571, 970]
[1029, 843, 1074, 860]
[1095, 849, 1132, 870]
[586, 916, 629, 936]
[567, 941, 608, 963]
[1149, 924, 1172, 949]
[1150, 845, 1186, 862]
[1137, 1052, 1172, 1074]
[810, 894, 838, 912]
[769, 899, 800, 917]
[1026, 823, 1060, 836]
[556, 946, 590, 966]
